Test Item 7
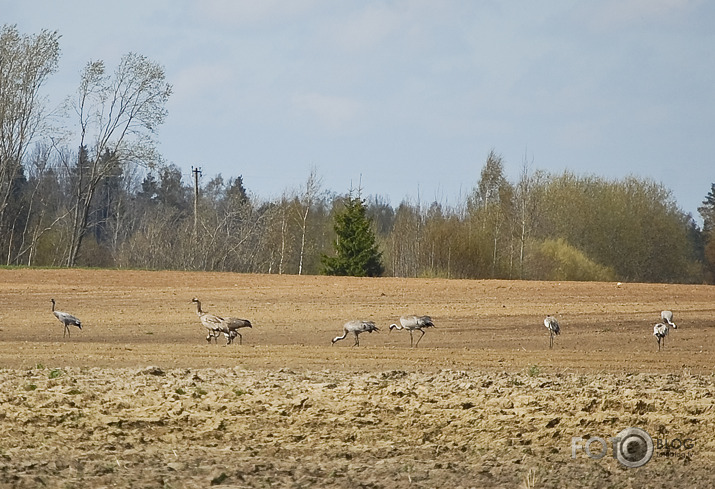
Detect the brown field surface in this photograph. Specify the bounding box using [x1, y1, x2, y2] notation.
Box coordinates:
[0, 268, 713, 487]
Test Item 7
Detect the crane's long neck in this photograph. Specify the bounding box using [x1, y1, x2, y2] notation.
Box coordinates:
[332, 331, 348, 343]
[51, 300, 56, 312]
[389, 324, 403, 331]
[194, 301, 203, 316]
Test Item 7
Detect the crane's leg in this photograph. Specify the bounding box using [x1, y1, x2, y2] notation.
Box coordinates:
[409, 330, 414, 347]
[237, 332, 243, 345]
[415, 329, 426, 347]
[550, 332, 553, 349]
[353, 332, 359, 347]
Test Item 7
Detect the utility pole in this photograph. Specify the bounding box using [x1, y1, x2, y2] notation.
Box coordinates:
[192, 166, 202, 240]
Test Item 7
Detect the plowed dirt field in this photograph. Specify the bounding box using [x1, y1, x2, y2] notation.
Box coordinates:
[0, 269, 713, 487]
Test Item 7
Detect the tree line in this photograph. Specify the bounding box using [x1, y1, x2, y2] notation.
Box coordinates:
[1, 25, 712, 283]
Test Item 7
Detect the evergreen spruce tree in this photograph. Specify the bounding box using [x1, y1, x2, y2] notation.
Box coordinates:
[321, 193, 384, 277]
[699, 183, 715, 282]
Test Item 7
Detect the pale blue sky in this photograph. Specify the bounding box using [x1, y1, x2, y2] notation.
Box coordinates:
[4, 1, 714, 220]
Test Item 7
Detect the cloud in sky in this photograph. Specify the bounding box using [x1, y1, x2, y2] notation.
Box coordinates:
[195, 0, 322, 26]
[293, 92, 364, 129]
[587, 0, 703, 28]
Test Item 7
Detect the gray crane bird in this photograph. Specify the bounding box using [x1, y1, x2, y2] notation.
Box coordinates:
[661, 310, 677, 329]
[544, 315, 560, 349]
[191, 298, 225, 343]
[331, 320, 379, 346]
[653, 322, 669, 351]
[221, 316, 253, 345]
[50, 299, 82, 338]
[388, 315, 435, 347]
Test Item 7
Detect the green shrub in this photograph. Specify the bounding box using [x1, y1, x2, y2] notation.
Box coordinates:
[529, 238, 616, 281]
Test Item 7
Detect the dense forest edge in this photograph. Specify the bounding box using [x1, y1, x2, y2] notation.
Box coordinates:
[2, 25, 714, 283]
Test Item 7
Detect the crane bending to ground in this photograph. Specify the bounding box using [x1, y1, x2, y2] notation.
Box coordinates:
[221, 316, 252, 345]
[661, 310, 677, 329]
[389, 315, 435, 347]
[331, 320, 379, 346]
[50, 299, 82, 338]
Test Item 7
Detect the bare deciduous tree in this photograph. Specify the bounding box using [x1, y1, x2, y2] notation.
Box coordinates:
[0, 25, 60, 259]
[65, 53, 172, 266]
[296, 167, 322, 275]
